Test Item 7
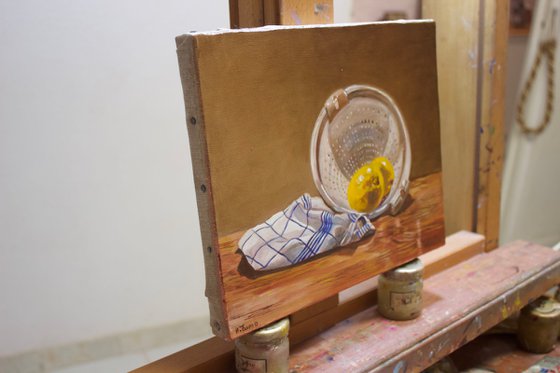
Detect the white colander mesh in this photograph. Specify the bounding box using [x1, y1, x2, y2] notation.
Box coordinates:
[311, 85, 410, 218]
[329, 98, 390, 179]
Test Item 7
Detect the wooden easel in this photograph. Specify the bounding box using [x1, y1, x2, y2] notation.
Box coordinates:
[133, 2, 560, 372]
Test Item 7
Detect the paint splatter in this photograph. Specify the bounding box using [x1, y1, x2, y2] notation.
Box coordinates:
[461, 16, 473, 29]
[393, 360, 407, 373]
[468, 50, 478, 68]
[290, 10, 302, 25]
[474, 315, 482, 330]
[489, 58, 497, 74]
[501, 305, 508, 319]
[515, 293, 522, 308]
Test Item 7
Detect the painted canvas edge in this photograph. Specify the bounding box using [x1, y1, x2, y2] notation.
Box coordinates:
[175, 35, 227, 336]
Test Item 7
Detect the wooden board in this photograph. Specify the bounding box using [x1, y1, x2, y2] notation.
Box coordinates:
[422, 0, 508, 248]
[229, 0, 264, 28]
[278, 0, 333, 25]
[422, 1, 481, 236]
[289, 241, 560, 372]
[176, 21, 444, 340]
[476, 0, 508, 251]
[229, 1, 333, 29]
[452, 334, 560, 372]
[131, 231, 485, 373]
[263, 0, 279, 25]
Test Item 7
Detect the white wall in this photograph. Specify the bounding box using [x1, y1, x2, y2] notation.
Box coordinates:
[0, 0, 228, 357]
[504, 35, 529, 141]
[334, 0, 353, 23]
[501, 0, 560, 247]
[0, 0, 357, 359]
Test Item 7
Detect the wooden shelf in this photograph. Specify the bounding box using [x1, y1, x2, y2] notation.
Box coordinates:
[132, 239, 560, 373]
[452, 334, 560, 372]
[289, 241, 560, 372]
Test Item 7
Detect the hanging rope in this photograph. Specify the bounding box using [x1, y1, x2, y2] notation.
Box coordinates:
[516, 7, 557, 135]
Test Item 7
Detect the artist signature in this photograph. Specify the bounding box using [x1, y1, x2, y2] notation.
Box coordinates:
[236, 321, 259, 334]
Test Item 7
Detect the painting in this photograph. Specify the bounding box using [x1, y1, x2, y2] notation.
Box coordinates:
[176, 20, 445, 340]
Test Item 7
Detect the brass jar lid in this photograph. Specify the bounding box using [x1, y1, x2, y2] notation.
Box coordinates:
[522, 296, 560, 319]
[239, 318, 290, 343]
[382, 258, 424, 282]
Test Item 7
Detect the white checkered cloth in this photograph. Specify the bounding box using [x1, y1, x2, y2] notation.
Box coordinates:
[239, 194, 375, 271]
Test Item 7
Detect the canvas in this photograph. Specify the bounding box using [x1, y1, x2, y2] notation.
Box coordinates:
[176, 20, 445, 340]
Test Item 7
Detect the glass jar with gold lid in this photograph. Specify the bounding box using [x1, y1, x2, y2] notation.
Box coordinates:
[378, 258, 424, 321]
[235, 318, 290, 373]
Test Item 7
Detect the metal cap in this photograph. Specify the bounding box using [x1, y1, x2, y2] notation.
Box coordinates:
[522, 296, 560, 319]
[382, 258, 424, 282]
[239, 318, 290, 343]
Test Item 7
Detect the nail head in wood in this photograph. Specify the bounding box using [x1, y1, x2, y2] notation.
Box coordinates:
[213, 321, 221, 331]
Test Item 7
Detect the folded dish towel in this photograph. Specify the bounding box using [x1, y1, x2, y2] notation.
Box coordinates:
[239, 194, 375, 271]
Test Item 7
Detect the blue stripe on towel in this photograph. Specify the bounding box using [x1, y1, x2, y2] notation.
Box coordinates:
[294, 211, 332, 263]
[238, 194, 375, 271]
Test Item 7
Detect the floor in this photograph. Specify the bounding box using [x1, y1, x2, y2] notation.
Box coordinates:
[451, 333, 560, 373]
[53, 336, 208, 373]
[0, 318, 212, 373]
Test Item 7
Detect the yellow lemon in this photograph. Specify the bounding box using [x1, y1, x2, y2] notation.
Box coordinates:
[347, 163, 385, 212]
[370, 156, 395, 195]
[347, 157, 395, 213]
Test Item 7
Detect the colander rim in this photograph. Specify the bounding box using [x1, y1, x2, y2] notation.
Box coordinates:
[309, 84, 411, 219]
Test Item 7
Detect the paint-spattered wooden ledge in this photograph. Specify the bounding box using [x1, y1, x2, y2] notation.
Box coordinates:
[451, 333, 560, 372]
[290, 241, 560, 372]
[131, 240, 560, 373]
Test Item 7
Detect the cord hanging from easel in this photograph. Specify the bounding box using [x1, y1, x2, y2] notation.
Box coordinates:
[516, 4, 557, 136]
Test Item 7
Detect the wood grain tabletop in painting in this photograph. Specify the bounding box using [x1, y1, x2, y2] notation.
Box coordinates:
[175, 21, 444, 340]
[219, 172, 444, 339]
